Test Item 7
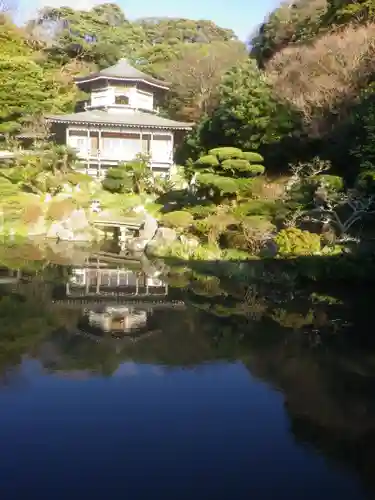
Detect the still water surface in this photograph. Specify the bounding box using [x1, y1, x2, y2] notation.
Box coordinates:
[0, 243, 374, 499]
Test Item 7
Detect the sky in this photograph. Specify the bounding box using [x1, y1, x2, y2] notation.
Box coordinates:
[18, 0, 282, 41]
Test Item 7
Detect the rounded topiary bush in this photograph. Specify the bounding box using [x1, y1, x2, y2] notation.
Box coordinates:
[162, 210, 194, 230]
[314, 174, 344, 192]
[195, 155, 219, 167]
[274, 228, 321, 257]
[221, 230, 249, 251]
[242, 152, 264, 163]
[222, 159, 251, 172]
[208, 147, 244, 160]
[106, 167, 127, 180]
[249, 164, 265, 176]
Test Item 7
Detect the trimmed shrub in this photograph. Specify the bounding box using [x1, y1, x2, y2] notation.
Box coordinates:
[195, 155, 219, 167]
[106, 167, 127, 180]
[249, 164, 265, 176]
[162, 211, 194, 230]
[222, 159, 252, 172]
[275, 228, 321, 257]
[222, 230, 249, 251]
[46, 199, 76, 221]
[208, 147, 244, 160]
[183, 204, 216, 219]
[242, 152, 264, 163]
[64, 172, 93, 186]
[314, 174, 344, 192]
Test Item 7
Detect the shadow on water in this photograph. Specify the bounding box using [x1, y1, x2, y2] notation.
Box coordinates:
[0, 241, 375, 497]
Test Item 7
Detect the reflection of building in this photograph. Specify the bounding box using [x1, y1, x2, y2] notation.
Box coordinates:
[87, 307, 148, 333]
[66, 266, 168, 298]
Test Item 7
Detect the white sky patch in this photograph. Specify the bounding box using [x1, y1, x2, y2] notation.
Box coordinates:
[17, 0, 107, 23]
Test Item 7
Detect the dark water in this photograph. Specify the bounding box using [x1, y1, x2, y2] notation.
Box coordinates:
[0, 243, 374, 500]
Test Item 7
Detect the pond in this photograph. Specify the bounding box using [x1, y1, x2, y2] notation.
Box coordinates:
[0, 241, 374, 500]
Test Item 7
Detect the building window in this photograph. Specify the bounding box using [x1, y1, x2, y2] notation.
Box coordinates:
[141, 134, 151, 154]
[115, 95, 129, 105]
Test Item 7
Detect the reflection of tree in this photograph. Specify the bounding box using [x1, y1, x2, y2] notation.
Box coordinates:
[1, 250, 375, 494]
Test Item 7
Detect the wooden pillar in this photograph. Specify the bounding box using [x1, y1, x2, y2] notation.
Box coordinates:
[98, 128, 102, 179]
[150, 131, 154, 169]
[66, 127, 70, 147]
[96, 270, 101, 294]
[85, 268, 89, 295]
[86, 128, 90, 175]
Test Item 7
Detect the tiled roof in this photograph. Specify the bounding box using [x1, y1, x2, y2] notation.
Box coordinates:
[75, 59, 169, 89]
[47, 110, 193, 130]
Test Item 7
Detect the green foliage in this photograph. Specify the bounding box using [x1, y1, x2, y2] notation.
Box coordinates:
[194, 60, 296, 154]
[195, 154, 219, 167]
[192, 146, 267, 202]
[248, 164, 265, 176]
[221, 159, 252, 173]
[183, 204, 216, 219]
[103, 155, 152, 195]
[0, 20, 77, 134]
[208, 147, 244, 160]
[275, 228, 321, 257]
[242, 151, 264, 163]
[314, 174, 344, 192]
[197, 174, 239, 195]
[162, 211, 194, 230]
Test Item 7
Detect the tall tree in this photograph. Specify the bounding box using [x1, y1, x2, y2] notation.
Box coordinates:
[157, 41, 247, 121]
[195, 59, 297, 153]
[0, 18, 77, 135]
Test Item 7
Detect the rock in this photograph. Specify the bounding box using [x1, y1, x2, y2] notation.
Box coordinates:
[153, 227, 177, 244]
[127, 237, 149, 252]
[28, 216, 47, 236]
[69, 209, 89, 232]
[47, 222, 74, 241]
[179, 235, 199, 248]
[139, 212, 158, 241]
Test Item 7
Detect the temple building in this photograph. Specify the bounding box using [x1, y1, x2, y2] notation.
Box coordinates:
[47, 59, 193, 178]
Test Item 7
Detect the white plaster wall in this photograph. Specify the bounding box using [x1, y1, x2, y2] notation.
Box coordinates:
[90, 87, 113, 107]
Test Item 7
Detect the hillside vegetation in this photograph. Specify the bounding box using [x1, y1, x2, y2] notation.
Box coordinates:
[1, 2, 375, 277]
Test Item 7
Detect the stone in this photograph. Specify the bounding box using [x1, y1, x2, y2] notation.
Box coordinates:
[179, 235, 199, 248]
[139, 212, 158, 241]
[153, 227, 177, 244]
[46, 222, 74, 241]
[127, 237, 149, 252]
[69, 209, 89, 232]
[28, 216, 47, 236]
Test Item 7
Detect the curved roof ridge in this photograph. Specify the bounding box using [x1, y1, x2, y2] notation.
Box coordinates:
[75, 58, 169, 89]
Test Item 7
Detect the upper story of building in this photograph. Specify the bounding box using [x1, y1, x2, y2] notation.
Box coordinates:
[75, 59, 169, 114]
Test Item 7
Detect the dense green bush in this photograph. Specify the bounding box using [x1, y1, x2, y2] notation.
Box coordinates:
[314, 174, 344, 192]
[162, 211, 194, 230]
[193, 146, 266, 202]
[183, 204, 216, 219]
[222, 159, 251, 173]
[102, 167, 131, 193]
[208, 147, 243, 160]
[275, 228, 321, 257]
[195, 155, 219, 167]
[242, 152, 264, 163]
[249, 164, 265, 176]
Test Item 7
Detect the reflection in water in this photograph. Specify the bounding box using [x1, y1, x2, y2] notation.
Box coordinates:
[0, 248, 374, 499]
